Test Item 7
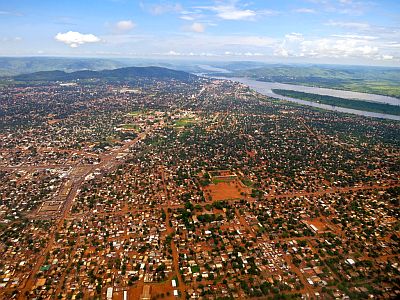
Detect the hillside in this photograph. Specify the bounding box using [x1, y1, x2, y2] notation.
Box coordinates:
[12, 66, 198, 83]
[0, 57, 127, 76]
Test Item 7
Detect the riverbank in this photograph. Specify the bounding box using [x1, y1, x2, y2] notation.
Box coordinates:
[216, 77, 400, 121]
[272, 89, 400, 116]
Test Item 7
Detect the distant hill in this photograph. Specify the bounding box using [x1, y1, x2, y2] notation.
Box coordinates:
[0, 57, 128, 76]
[0, 57, 269, 77]
[13, 66, 198, 83]
[232, 64, 400, 82]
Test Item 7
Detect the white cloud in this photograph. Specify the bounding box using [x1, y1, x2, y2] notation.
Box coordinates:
[267, 29, 400, 62]
[155, 50, 267, 58]
[115, 20, 136, 32]
[143, 33, 277, 58]
[196, 3, 257, 21]
[307, 0, 372, 16]
[0, 10, 22, 16]
[293, 8, 316, 14]
[189, 22, 205, 33]
[141, 2, 183, 15]
[180, 15, 195, 21]
[1, 37, 22, 42]
[229, 36, 276, 47]
[387, 42, 400, 48]
[216, 7, 256, 20]
[381, 55, 393, 60]
[325, 20, 370, 30]
[179, 10, 205, 21]
[274, 47, 289, 57]
[160, 50, 216, 57]
[244, 52, 263, 56]
[167, 50, 181, 56]
[299, 38, 379, 58]
[274, 34, 386, 60]
[285, 33, 304, 42]
[331, 34, 377, 40]
[55, 31, 101, 48]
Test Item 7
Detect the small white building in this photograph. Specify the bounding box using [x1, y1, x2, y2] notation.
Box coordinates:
[107, 287, 113, 300]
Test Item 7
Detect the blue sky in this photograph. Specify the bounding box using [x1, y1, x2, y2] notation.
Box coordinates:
[1, 0, 399, 65]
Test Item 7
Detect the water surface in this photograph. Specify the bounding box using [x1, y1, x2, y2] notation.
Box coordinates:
[219, 77, 400, 121]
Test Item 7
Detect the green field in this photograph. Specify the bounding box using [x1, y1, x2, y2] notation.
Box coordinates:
[174, 117, 196, 127]
[127, 111, 143, 116]
[191, 265, 200, 273]
[212, 178, 225, 184]
[241, 177, 253, 187]
[272, 89, 400, 116]
[120, 124, 140, 131]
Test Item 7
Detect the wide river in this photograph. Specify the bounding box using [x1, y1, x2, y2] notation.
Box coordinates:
[217, 77, 400, 121]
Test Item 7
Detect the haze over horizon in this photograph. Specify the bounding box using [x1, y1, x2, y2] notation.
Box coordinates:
[0, 0, 400, 67]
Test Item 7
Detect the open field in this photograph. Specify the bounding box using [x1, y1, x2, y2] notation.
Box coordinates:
[203, 180, 250, 201]
[127, 111, 143, 116]
[120, 124, 140, 131]
[174, 118, 196, 127]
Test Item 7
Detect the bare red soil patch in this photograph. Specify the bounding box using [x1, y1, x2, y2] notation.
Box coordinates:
[204, 180, 250, 201]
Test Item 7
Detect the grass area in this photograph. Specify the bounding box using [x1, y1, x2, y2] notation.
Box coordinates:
[212, 178, 225, 184]
[241, 177, 253, 187]
[128, 108, 160, 117]
[211, 176, 237, 184]
[127, 111, 143, 116]
[273, 89, 400, 116]
[148, 136, 165, 147]
[120, 124, 139, 131]
[174, 117, 196, 127]
[127, 109, 154, 116]
[191, 265, 200, 273]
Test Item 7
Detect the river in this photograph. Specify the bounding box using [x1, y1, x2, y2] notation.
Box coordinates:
[216, 77, 400, 121]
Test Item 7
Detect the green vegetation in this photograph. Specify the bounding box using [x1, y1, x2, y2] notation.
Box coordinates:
[127, 111, 143, 116]
[191, 265, 200, 273]
[127, 109, 155, 117]
[174, 118, 196, 127]
[231, 65, 400, 98]
[197, 213, 223, 223]
[241, 177, 253, 187]
[11, 66, 197, 83]
[212, 178, 225, 184]
[120, 124, 139, 131]
[199, 172, 211, 186]
[0, 57, 126, 76]
[272, 89, 400, 116]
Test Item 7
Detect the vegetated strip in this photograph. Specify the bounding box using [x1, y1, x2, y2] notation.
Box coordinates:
[272, 89, 400, 116]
